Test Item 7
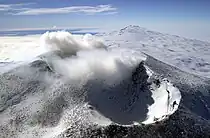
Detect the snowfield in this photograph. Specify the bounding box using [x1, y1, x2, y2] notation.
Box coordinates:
[0, 26, 210, 138]
[0, 35, 41, 62]
[99, 25, 210, 78]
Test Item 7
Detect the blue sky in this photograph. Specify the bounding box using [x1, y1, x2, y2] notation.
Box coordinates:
[0, 0, 210, 41]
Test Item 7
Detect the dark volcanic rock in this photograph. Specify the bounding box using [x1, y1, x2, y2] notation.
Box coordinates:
[59, 109, 210, 138]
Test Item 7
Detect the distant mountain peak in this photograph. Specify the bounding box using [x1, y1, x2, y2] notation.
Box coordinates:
[120, 25, 147, 33]
[124, 25, 146, 30]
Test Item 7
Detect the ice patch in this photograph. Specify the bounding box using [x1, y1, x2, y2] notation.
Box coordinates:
[143, 79, 181, 124]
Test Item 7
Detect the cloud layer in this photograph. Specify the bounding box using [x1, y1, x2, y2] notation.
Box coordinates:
[0, 3, 117, 15]
[0, 3, 34, 11]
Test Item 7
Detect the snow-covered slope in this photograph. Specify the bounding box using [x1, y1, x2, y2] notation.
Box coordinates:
[0, 27, 210, 137]
[100, 25, 210, 78]
[0, 31, 183, 138]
